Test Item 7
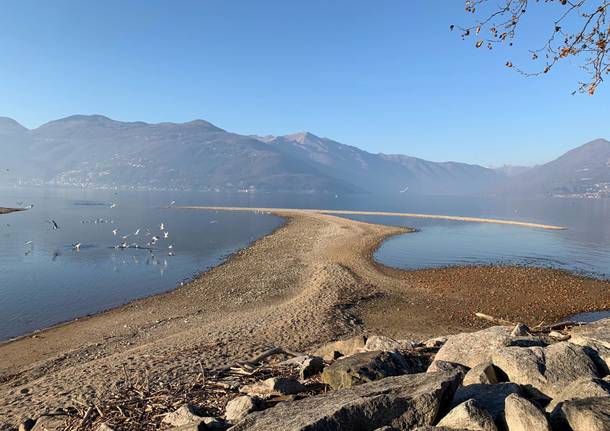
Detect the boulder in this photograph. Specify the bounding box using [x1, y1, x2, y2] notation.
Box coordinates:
[548, 377, 610, 411]
[321, 350, 428, 389]
[436, 399, 497, 431]
[229, 370, 462, 431]
[240, 377, 305, 396]
[31, 416, 68, 431]
[504, 393, 551, 431]
[313, 335, 367, 360]
[491, 342, 598, 398]
[570, 318, 610, 350]
[427, 360, 468, 376]
[561, 396, 610, 431]
[225, 395, 264, 423]
[162, 404, 203, 427]
[452, 383, 523, 422]
[462, 362, 499, 386]
[365, 335, 415, 352]
[434, 326, 513, 368]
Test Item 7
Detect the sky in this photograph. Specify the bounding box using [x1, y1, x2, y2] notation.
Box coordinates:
[0, 0, 608, 166]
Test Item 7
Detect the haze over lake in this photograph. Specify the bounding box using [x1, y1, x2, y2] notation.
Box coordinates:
[1, 186, 609, 341]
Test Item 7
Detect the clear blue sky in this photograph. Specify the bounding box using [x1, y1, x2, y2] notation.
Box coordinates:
[0, 0, 607, 166]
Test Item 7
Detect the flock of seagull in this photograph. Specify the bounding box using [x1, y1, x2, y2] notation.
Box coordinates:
[20, 201, 177, 258]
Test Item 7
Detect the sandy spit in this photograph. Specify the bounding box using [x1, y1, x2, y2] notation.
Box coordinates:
[0, 207, 22, 215]
[0, 210, 608, 427]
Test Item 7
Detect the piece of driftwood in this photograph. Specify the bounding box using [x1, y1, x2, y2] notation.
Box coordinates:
[474, 312, 515, 326]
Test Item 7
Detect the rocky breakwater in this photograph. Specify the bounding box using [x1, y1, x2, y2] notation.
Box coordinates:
[13, 319, 610, 431]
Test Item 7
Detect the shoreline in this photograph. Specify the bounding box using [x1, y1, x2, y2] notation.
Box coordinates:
[0, 209, 608, 427]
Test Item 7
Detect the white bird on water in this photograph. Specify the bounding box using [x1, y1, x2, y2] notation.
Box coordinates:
[163, 231, 169, 239]
[112, 229, 118, 236]
[24, 240, 33, 245]
[160, 223, 165, 231]
[134, 228, 140, 236]
[72, 243, 81, 251]
[110, 203, 117, 209]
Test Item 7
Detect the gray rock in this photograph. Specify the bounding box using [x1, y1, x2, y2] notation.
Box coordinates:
[510, 323, 530, 337]
[225, 395, 264, 423]
[31, 416, 68, 431]
[427, 360, 468, 376]
[313, 335, 367, 360]
[570, 318, 610, 350]
[365, 335, 415, 352]
[229, 370, 462, 431]
[321, 350, 428, 389]
[241, 377, 306, 396]
[463, 362, 499, 385]
[548, 377, 610, 411]
[561, 396, 610, 431]
[491, 342, 598, 398]
[162, 404, 203, 427]
[452, 383, 523, 422]
[570, 319, 610, 375]
[434, 326, 513, 368]
[504, 393, 551, 431]
[437, 399, 497, 431]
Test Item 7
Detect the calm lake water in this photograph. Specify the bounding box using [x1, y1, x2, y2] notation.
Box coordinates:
[0, 187, 609, 340]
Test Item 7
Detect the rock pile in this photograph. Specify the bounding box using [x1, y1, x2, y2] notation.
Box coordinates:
[15, 318, 610, 431]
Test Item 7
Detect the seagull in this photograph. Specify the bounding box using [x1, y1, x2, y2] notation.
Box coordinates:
[112, 229, 118, 236]
[72, 242, 81, 251]
[160, 223, 165, 231]
[399, 186, 409, 193]
[168, 251, 175, 256]
[168, 244, 174, 249]
[122, 234, 131, 239]
[50, 220, 60, 230]
[110, 203, 116, 208]
[134, 229, 140, 236]
[151, 235, 159, 245]
[170, 200, 176, 206]
[25, 204, 34, 209]
[24, 240, 33, 245]
[163, 231, 169, 239]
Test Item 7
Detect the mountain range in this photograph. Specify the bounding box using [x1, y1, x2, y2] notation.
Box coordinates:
[0, 115, 608, 197]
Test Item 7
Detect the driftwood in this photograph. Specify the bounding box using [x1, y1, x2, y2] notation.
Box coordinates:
[213, 346, 303, 375]
[474, 312, 515, 326]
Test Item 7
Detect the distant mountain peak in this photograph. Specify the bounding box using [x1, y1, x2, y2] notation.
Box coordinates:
[0, 116, 28, 133]
[284, 132, 322, 143]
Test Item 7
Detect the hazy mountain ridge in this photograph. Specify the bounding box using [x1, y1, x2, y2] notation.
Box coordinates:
[1, 115, 607, 197]
[498, 138, 610, 198]
[0, 115, 503, 195]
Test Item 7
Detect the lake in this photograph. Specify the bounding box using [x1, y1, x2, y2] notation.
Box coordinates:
[0, 187, 609, 340]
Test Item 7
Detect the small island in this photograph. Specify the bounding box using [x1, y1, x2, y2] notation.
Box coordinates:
[0, 207, 23, 215]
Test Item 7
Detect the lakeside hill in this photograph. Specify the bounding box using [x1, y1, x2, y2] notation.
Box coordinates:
[0, 115, 503, 195]
[498, 138, 610, 198]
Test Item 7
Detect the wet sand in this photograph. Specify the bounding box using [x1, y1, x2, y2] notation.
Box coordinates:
[0, 209, 608, 427]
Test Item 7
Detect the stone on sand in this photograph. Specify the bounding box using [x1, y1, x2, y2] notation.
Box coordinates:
[321, 350, 427, 389]
[229, 371, 462, 431]
[436, 399, 497, 431]
[313, 335, 367, 360]
[504, 393, 551, 431]
[225, 395, 264, 423]
[240, 377, 305, 396]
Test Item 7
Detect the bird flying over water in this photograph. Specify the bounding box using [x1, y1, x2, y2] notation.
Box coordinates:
[163, 231, 169, 239]
[110, 203, 116, 208]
